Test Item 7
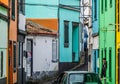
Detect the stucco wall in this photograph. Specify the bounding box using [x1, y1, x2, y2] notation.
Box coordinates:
[19, 13, 25, 31]
[25, 0, 59, 18]
[25, 35, 58, 79]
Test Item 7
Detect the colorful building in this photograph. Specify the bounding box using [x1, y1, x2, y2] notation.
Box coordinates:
[0, 0, 9, 84]
[99, 0, 116, 84]
[25, 0, 59, 79]
[26, 0, 81, 74]
[25, 20, 58, 79]
[116, 0, 120, 83]
[18, 0, 26, 84]
[92, 0, 99, 73]
[9, 0, 18, 84]
[59, 0, 80, 72]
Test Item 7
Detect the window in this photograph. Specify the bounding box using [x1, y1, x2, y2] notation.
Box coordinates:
[110, 0, 112, 7]
[105, 0, 107, 11]
[101, 0, 104, 13]
[12, 0, 15, 20]
[52, 39, 58, 62]
[19, 0, 25, 15]
[64, 21, 69, 48]
[118, 48, 120, 83]
[104, 48, 107, 59]
[101, 49, 103, 66]
[13, 42, 17, 72]
[94, 51, 96, 72]
[18, 42, 23, 67]
[94, 0, 97, 20]
[109, 48, 112, 81]
[69, 74, 84, 83]
[0, 51, 3, 77]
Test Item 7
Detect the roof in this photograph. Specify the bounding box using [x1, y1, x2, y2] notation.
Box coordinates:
[0, 1, 9, 8]
[26, 20, 57, 36]
[27, 18, 58, 31]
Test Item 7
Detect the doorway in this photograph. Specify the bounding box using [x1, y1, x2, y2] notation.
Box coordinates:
[72, 22, 79, 62]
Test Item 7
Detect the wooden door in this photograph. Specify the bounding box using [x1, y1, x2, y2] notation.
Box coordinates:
[9, 41, 13, 84]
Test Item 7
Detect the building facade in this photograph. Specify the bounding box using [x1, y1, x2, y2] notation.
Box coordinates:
[116, 0, 120, 83]
[26, 0, 81, 73]
[92, 0, 99, 73]
[59, 0, 80, 72]
[25, 0, 59, 79]
[99, 0, 115, 83]
[9, 0, 18, 84]
[0, 0, 9, 84]
[25, 20, 58, 79]
[18, 0, 26, 84]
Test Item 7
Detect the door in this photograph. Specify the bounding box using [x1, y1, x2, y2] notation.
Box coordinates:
[26, 39, 33, 77]
[9, 41, 13, 84]
[72, 22, 79, 62]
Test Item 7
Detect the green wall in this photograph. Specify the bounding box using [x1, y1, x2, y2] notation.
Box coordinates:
[0, 6, 8, 79]
[99, 0, 115, 84]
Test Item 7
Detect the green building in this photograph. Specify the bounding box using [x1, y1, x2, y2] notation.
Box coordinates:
[99, 0, 115, 84]
[0, 4, 9, 84]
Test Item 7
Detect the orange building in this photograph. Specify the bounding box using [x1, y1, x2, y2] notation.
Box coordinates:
[9, 0, 18, 84]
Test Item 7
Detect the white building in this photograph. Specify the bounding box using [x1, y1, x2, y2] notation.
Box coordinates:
[25, 20, 58, 79]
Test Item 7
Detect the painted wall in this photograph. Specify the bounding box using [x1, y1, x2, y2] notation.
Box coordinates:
[60, 0, 80, 6]
[9, 0, 18, 41]
[0, 17, 8, 79]
[93, 36, 99, 50]
[25, 0, 59, 18]
[0, 6, 9, 45]
[116, 0, 120, 84]
[99, 0, 115, 84]
[92, 0, 99, 34]
[0, 5, 8, 84]
[19, 13, 25, 31]
[9, 0, 18, 84]
[26, 35, 58, 79]
[59, 0, 80, 62]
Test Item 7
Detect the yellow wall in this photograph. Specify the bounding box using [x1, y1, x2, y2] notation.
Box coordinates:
[116, 0, 120, 84]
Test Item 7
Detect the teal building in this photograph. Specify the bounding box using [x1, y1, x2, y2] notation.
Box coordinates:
[59, 0, 80, 72]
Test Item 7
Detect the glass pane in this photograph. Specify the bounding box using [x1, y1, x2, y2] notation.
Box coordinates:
[52, 40, 57, 62]
[69, 74, 84, 83]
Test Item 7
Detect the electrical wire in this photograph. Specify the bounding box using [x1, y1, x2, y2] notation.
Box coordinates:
[18, 2, 91, 8]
